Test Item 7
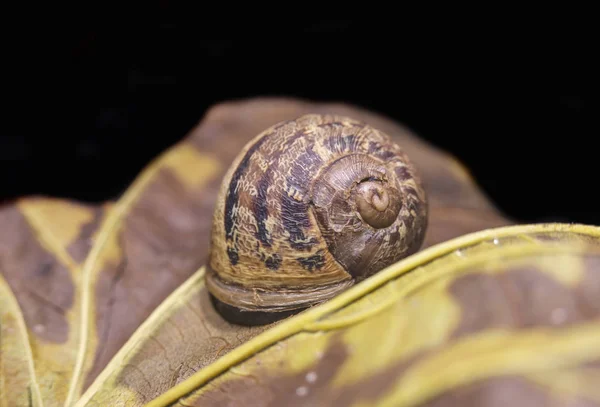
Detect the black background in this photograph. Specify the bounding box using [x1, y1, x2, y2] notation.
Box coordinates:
[2, 16, 597, 224]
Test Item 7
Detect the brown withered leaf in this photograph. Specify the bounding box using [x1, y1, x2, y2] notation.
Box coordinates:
[0, 198, 109, 406]
[1, 98, 513, 406]
[147, 225, 600, 407]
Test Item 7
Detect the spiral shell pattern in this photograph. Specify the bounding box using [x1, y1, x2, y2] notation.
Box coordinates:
[207, 114, 427, 317]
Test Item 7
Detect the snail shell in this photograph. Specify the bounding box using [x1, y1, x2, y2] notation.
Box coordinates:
[206, 114, 428, 325]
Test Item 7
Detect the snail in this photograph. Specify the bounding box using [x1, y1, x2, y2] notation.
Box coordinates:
[206, 114, 428, 325]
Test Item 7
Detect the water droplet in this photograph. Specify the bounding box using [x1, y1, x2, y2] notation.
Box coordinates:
[455, 249, 464, 258]
[33, 324, 45, 333]
[493, 238, 500, 245]
[551, 308, 567, 324]
[306, 371, 318, 383]
[296, 386, 309, 397]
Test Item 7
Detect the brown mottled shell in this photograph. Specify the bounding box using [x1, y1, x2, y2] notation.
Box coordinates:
[206, 114, 427, 323]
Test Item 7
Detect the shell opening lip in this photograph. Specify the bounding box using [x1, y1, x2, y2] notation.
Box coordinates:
[205, 265, 354, 325]
[208, 294, 306, 326]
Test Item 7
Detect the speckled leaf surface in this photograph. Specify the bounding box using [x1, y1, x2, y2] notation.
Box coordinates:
[0, 97, 525, 406]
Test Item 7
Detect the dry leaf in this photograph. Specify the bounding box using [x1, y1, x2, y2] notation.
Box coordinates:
[4, 98, 570, 407]
[0, 198, 109, 406]
[147, 224, 600, 407]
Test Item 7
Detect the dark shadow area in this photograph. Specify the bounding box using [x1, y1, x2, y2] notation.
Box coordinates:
[2, 16, 596, 224]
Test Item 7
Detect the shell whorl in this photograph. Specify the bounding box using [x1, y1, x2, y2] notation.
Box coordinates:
[206, 114, 427, 323]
